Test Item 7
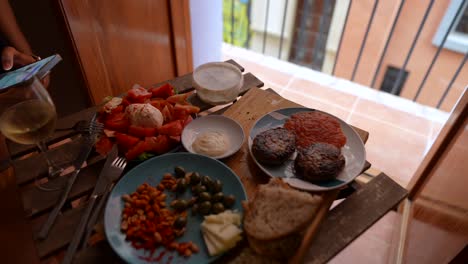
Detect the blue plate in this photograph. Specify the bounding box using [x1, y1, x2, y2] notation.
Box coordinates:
[104, 153, 247, 264]
[248, 107, 366, 191]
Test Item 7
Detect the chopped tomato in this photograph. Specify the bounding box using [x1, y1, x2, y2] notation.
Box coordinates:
[172, 107, 188, 122]
[145, 135, 172, 154]
[149, 98, 169, 111]
[103, 129, 116, 138]
[161, 105, 173, 123]
[128, 125, 158, 138]
[174, 103, 200, 114]
[183, 115, 193, 127]
[121, 97, 131, 107]
[169, 135, 181, 142]
[125, 140, 148, 160]
[149, 83, 175, 99]
[158, 120, 183, 136]
[127, 87, 152, 103]
[115, 133, 140, 151]
[166, 92, 192, 105]
[104, 112, 129, 132]
[95, 136, 114, 156]
[110, 105, 124, 114]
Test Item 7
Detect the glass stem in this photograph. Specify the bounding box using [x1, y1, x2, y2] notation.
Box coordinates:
[37, 141, 62, 178]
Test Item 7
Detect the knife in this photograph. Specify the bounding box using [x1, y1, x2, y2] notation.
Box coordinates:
[37, 132, 97, 240]
[62, 145, 123, 264]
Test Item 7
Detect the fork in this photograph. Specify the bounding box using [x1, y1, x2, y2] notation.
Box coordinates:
[62, 153, 127, 264]
[81, 156, 127, 248]
[55, 120, 104, 134]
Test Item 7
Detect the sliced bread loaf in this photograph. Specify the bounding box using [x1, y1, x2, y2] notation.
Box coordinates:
[243, 179, 322, 241]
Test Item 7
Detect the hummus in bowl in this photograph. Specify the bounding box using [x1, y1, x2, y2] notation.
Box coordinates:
[182, 115, 244, 159]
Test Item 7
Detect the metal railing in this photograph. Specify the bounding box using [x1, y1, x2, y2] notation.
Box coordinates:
[223, 0, 468, 110]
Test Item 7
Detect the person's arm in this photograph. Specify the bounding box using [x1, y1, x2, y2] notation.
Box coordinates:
[0, 0, 32, 54]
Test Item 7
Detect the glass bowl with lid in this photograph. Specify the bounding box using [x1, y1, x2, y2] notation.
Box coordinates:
[193, 62, 243, 105]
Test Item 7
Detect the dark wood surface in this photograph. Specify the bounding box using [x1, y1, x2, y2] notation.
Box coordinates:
[305, 173, 408, 263]
[0, 60, 407, 264]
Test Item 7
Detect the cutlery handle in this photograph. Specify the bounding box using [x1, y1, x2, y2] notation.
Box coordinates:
[37, 173, 78, 240]
[62, 195, 98, 264]
[82, 184, 113, 249]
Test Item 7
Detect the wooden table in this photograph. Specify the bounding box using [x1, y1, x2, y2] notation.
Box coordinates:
[0, 60, 407, 264]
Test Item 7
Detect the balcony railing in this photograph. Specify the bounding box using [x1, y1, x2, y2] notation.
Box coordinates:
[223, 0, 468, 111]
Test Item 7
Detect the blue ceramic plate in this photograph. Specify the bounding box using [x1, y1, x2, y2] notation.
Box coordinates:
[248, 107, 366, 191]
[104, 153, 247, 264]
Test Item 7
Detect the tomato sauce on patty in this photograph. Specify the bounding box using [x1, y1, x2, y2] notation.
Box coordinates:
[284, 111, 346, 148]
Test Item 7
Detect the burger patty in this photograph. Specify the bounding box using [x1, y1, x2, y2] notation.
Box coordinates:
[252, 128, 296, 165]
[295, 143, 345, 182]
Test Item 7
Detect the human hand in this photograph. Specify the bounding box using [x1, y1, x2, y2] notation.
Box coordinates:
[1, 46, 36, 71]
[1, 46, 50, 88]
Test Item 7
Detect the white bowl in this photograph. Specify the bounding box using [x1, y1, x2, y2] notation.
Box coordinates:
[182, 115, 245, 159]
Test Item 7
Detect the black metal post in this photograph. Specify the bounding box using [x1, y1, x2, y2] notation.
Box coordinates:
[414, 2, 465, 101]
[370, 0, 405, 88]
[437, 53, 468, 109]
[391, 0, 435, 95]
[351, 0, 379, 81]
[332, 0, 352, 75]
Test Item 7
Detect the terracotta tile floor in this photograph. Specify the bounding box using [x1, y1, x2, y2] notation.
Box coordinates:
[222, 44, 449, 188]
[221, 44, 461, 263]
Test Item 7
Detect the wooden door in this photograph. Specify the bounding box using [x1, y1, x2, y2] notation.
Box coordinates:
[58, 0, 192, 105]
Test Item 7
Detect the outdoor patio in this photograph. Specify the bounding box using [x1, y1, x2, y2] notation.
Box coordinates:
[221, 44, 461, 263]
[222, 43, 449, 188]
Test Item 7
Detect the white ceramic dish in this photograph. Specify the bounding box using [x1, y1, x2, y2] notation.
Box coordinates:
[182, 115, 245, 159]
[248, 107, 366, 191]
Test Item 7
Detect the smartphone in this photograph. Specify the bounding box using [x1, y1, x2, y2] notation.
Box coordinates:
[0, 54, 62, 90]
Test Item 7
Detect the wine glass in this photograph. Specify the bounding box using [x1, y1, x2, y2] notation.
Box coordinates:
[0, 75, 63, 191]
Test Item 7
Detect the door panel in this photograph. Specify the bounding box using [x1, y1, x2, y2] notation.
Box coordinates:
[59, 0, 177, 104]
[393, 89, 468, 263]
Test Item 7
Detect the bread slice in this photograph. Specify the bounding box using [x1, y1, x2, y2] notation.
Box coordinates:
[243, 179, 322, 241]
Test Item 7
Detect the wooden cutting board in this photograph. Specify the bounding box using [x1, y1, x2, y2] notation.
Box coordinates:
[220, 88, 369, 263]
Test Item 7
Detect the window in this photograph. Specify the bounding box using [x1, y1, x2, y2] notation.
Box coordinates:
[433, 0, 468, 54]
[380, 66, 409, 96]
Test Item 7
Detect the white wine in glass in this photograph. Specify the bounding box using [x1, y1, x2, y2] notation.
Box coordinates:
[0, 76, 62, 190]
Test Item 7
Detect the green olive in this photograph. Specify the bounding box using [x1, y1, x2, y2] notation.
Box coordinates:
[187, 197, 197, 207]
[212, 192, 224, 202]
[199, 201, 212, 215]
[199, 192, 212, 202]
[171, 199, 188, 210]
[212, 202, 225, 214]
[175, 178, 188, 193]
[201, 175, 213, 188]
[173, 216, 187, 229]
[223, 195, 236, 208]
[211, 180, 223, 193]
[189, 172, 201, 185]
[192, 185, 207, 196]
[174, 166, 186, 178]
